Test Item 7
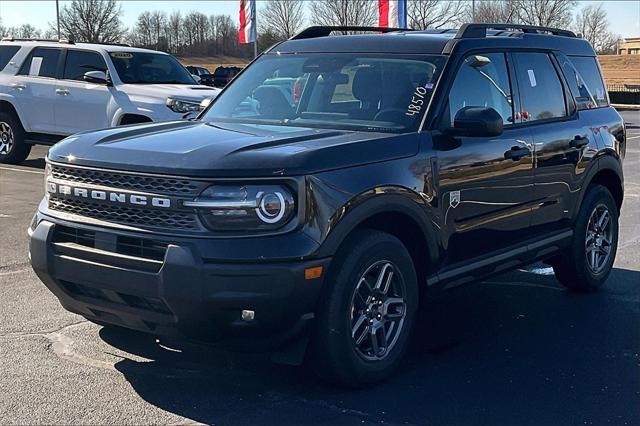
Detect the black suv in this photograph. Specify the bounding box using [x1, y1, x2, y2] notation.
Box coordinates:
[30, 24, 626, 387]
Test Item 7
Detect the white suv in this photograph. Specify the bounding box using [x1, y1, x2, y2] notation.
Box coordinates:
[0, 39, 220, 163]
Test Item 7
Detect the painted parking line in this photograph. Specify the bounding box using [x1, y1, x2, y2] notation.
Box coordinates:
[627, 135, 640, 140]
[0, 166, 44, 175]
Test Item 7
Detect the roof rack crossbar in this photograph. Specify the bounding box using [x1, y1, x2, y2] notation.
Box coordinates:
[454, 23, 577, 39]
[290, 26, 412, 40]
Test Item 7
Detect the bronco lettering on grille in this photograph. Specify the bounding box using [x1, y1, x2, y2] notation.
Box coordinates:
[47, 182, 171, 208]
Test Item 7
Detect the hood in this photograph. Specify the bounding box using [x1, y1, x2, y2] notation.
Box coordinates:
[47, 121, 420, 177]
[119, 84, 221, 101]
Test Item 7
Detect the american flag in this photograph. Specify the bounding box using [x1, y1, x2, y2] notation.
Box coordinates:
[378, 0, 408, 28]
[238, 0, 256, 44]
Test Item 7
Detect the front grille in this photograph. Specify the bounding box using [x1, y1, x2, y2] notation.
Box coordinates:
[49, 197, 199, 231]
[53, 225, 169, 262]
[51, 164, 205, 195]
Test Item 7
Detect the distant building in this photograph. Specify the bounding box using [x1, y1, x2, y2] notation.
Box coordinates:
[618, 37, 640, 54]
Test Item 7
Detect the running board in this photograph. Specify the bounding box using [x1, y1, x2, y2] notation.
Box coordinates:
[25, 133, 67, 146]
[426, 230, 573, 289]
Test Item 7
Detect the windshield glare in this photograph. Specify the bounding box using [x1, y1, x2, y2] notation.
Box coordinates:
[202, 53, 445, 133]
[110, 52, 196, 85]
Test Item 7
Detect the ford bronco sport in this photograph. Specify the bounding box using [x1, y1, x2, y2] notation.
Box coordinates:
[0, 38, 219, 164]
[29, 24, 626, 387]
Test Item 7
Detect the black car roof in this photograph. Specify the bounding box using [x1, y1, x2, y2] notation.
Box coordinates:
[273, 24, 596, 57]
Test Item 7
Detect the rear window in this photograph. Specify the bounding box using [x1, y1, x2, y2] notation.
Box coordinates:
[569, 56, 609, 107]
[513, 52, 567, 122]
[0, 46, 20, 71]
[18, 47, 61, 78]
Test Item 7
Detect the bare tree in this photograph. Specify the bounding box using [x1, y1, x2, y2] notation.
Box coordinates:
[57, 0, 126, 43]
[14, 24, 42, 39]
[470, 0, 517, 23]
[574, 3, 621, 54]
[310, 0, 376, 31]
[408, 0, 465, 30]
[514, 0, 576, 28]
[261, 0, 305, 39]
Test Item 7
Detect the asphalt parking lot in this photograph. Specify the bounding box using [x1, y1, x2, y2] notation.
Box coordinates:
[1, 110, 639, 425]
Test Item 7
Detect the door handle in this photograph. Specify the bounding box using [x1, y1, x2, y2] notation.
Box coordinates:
[570, 135, 589, 148]
[55, 89, 69, 96]
[504, 146, 531, 161]
[11, 83, 26, 91]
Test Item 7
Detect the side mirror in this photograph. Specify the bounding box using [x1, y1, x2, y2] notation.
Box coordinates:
[192, 74, 202, 83]
[84, 70, 109, 85]
[452, 106, 504, 137]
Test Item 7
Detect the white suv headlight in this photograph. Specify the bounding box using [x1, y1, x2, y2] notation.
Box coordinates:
[166, 98, 202, 113]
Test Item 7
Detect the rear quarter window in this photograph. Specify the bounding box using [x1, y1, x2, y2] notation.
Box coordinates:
[0, 46, 20, 71]
[569, 56, 609, 107]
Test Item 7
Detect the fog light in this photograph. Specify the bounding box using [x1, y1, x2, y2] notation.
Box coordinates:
[241, 310, 255, 321]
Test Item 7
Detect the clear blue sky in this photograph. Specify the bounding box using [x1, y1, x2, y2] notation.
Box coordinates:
[0, 0, 638, 38]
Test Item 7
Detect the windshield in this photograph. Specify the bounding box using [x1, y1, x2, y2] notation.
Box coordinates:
[110, 52, 196, 84]
[202, 53, 445, 133]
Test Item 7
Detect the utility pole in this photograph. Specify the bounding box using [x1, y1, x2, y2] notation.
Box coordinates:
[56, 0, 61, 39]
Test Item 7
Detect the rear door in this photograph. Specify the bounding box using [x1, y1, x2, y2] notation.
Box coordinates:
[55, 49, 112, 134]
[435, 51, 536, 263]
[11, 47, 62, 134]
[511, 52, 599, 233]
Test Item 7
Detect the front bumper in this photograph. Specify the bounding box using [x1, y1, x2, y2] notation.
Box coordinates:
[29, 218, 330, 349]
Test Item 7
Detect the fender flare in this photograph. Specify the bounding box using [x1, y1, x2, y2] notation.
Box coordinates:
[574, 153, 624, 217]
[314, 188, 440, 267]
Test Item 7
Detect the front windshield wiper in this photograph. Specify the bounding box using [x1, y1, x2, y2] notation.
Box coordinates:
[205, 117, 403, 133]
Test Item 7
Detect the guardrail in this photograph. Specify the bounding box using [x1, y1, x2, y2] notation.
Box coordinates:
[607, 84, 640, 105]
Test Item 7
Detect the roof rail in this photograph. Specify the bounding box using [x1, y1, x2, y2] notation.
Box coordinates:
[454, 23, 577, 39]
[290, 26, 411, 40]
[0, 37, 75, 44]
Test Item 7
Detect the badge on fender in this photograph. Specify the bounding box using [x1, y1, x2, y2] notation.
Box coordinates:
[450, 191, 461, 208]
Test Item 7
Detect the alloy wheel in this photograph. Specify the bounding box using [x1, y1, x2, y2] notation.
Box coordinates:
[585, 203, 613, 274]
[349, 260, 407, 361]
[0, 122, 14, 155]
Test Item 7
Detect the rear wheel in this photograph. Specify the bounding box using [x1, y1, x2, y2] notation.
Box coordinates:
[309, 230, 418, 387]
[553, 184, 619, 291]
[0, 112, 31, 164]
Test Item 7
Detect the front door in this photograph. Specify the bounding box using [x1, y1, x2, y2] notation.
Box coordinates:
[434, 52, 535, 264]
[55, 49, 112, 134]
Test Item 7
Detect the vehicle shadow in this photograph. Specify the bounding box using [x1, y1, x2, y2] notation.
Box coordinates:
[103, 266, 640, 425]
[17, 157, 46, 170]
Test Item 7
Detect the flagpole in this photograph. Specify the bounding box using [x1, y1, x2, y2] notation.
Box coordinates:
[56, 0, 61, 39]
[252, 0, 257, 58]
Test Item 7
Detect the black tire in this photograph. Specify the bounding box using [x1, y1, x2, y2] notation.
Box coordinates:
[0, 111, 31, 164]
[308, 229, 418, 387]
[553, 184, 619, 292]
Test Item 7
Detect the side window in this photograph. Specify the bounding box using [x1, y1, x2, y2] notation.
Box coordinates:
[18, 47, 61, 78]
[447, 52, 513, 126]
[0, 46, 20, 71]
[63, 50, 107, 81]
[513, 52, 566, 122]
[556, 53, 596, 110]
[569, 56, 609, 107]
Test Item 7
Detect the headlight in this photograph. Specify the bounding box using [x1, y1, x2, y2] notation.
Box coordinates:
[184, 184, 295, 231]
[166, 97, 202, 113]
[44, 162, 52, 196]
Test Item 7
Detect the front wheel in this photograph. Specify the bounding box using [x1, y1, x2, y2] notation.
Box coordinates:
[553, 184, 619, 291]
[309, 230, 418, 387]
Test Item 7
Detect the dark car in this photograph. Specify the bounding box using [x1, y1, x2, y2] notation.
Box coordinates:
[185, 65, 211, 77]
[210, 65, 242, 87]
[30, 24, 626, 387]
